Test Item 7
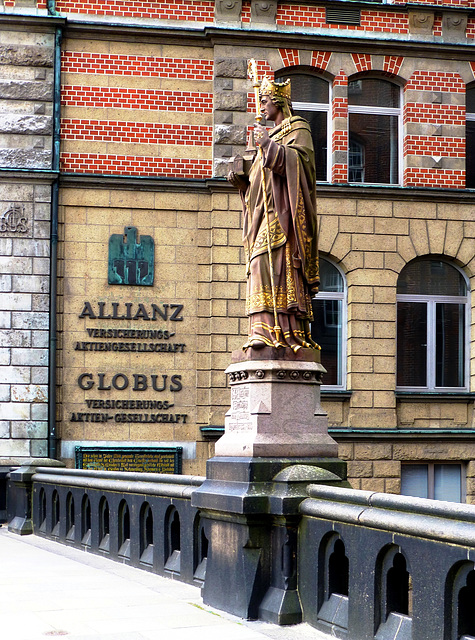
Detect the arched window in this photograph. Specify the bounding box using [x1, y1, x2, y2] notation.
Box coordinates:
[466, 85, 475, 188]
[348, 77, 401, 184]
[311, 258, 347, 389]
[396, 258, 469, 390]
[275, 69, 330, 182]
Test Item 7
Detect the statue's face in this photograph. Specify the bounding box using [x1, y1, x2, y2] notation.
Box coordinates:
[260, 96, 280, 123]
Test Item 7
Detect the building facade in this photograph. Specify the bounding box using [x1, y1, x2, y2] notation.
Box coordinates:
[0, 0, 474, 500]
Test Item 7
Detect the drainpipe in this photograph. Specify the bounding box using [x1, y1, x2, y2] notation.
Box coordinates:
[48, 26, 62, 459]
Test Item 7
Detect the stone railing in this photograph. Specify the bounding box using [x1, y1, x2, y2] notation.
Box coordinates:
[299, 484, 475, 640]
[7, 464, 207, 587]
[7, 462, 475, 640]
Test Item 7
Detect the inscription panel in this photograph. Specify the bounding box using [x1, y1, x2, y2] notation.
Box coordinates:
[75, 446, 182, 473]
[228, 386, 252, 432]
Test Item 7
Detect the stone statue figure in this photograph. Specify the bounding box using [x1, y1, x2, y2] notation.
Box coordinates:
[228, 73, 320, 352]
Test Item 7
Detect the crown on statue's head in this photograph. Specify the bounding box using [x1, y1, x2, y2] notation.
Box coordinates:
[259, 77, 291, 101]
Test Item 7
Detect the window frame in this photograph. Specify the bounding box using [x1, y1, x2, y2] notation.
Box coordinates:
[401, 462, 466, 503]
[312, 258, 347, 391]
[465, 85, 475, 189]
[275, 69, 332, 183]
[347, 80, 403, 186]
[396, 261, 470, 393]
[292, 93, 332, 183]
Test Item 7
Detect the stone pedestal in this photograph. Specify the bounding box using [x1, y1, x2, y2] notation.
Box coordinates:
[192, 456, 348, 623]
[215, 347, 338, 458]
[192, 348, 347, 624]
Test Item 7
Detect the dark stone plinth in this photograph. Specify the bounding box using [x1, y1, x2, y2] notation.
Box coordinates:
[194, 456, 347, 514]
[192, 456, 348, 624]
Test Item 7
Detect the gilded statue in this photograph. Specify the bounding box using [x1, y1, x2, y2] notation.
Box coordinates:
[228, 63, 320, 352]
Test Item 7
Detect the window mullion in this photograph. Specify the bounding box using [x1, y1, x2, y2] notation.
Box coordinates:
[428, 464, 435, 500]
[427, 300, 436, 390]
[348, 105, 400, 116]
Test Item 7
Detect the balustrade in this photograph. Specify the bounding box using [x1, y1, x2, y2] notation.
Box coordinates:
[7, 463, 475, 639]
[300, 484, 475, 640]
[28, 466, 207, 587]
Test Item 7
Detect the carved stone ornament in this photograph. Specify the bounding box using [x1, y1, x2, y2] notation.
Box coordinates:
[215, 0, 242, 23]
[408, 10, 434, 34]
[251, 0, 277, 25]
[0, 203, 28, 233]
[442, 12, 468, 40]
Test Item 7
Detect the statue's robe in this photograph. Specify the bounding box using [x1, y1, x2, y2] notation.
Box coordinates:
[243, 115, 319, 350]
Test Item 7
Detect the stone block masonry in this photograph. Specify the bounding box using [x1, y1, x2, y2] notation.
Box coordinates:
[0, 26, 55, 462]
[0, 182, 52, 460]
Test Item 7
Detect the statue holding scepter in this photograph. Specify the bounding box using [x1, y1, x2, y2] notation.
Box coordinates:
[228, 61, 320, 352]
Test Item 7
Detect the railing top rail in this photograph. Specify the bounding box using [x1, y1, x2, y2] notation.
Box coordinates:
[33, 466, 205, 486]
[303, 483, 475, 546]
[31, 467, 205, 500]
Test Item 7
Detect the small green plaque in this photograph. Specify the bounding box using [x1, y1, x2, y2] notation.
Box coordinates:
[108, 226, 154, 286]
[75, 446, 182, 473]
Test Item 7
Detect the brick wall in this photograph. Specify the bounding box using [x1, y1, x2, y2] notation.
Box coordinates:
[56, 0, 214, 21]
[60, 43, 214, 178]
[245, 50, 473, 190]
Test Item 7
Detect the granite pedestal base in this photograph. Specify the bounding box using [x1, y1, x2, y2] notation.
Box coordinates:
[215, 348, 338, 458]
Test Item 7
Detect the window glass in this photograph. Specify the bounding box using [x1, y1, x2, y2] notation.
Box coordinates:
[396, 301, 427, 387]
[349, 113, 398, 184]
[348, 78, 400, 108]
[397, 259, 466, 296]
[466, 86, 475, 112]
[283, 72, 329, 103]
[435, 303, 465, 388]
[401, 464, 428, 499]
[396, 258, 468, 390]
[295, 110, 328, 182]
[348, 78, 400, 185]
[349, 140, 364, 183]
[401, 464, 463, 502]
[319, 258, 344, 292]
[467, 122, 475, 188]
[311, 258, 345, 388]
[434, 464, 462, 502]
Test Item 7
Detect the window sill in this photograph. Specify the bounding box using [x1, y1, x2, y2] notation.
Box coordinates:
[313, 183, 475, 203]
[395, 391, 475, 403]
[321, 390, 352, 401]
[200, 426, 224, 439]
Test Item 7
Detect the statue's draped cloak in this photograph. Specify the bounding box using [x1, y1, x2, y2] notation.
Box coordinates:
[242, 116, 319, 348]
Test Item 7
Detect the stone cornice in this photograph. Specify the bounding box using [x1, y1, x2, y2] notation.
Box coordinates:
[330, 428, 475, 440]
[58, 20, 475, 60]
[0, 14, 66, 30]
[58, 173, 475, 204]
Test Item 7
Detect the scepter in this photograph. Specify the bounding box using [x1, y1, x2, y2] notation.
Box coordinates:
[247, 59, 283, 347]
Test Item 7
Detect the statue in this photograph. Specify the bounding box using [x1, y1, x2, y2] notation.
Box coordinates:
[228, 62, 320, 352]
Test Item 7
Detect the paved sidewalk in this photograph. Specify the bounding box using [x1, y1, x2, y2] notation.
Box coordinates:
[0, 527, 328, 640]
